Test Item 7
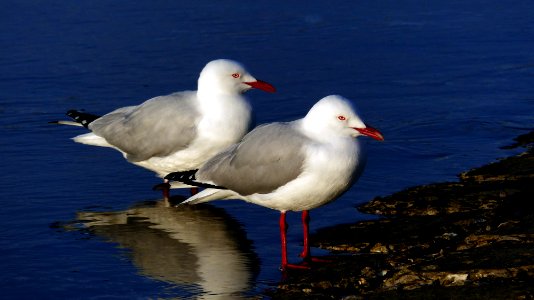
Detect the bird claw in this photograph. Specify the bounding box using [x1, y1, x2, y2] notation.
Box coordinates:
[280, 255, 332, 272]
[305, 256, 333, 264]
[280, 262, 311, 272]
[299, 252, 333, 264]
[280, 256, 333, 272]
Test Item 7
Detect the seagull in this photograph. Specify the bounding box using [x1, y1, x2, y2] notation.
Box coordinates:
[53, 59, 275, 197]
[164, 95, 384, 271]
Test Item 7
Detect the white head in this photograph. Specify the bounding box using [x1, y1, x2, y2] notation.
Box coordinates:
[302, 95, 384, 141]
[197, 59, 276, 95]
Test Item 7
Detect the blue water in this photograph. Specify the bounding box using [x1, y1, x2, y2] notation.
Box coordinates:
[1, 1, 533, 298]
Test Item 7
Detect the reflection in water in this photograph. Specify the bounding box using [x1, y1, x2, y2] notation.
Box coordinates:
[75, 198, 259, 299]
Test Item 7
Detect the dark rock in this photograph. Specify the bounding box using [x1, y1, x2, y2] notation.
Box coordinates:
[268, 130, 534, 299]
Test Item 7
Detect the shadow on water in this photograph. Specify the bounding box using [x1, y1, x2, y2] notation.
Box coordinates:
[63, 197, 260, 299]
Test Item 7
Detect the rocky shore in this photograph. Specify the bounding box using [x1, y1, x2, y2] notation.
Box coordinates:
[268, 131, 534, 299]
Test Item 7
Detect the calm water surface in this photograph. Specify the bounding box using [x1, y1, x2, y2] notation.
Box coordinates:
[1, 1, 533, 298]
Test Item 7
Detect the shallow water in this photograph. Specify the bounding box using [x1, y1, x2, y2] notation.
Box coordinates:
[1, 1, 533, 298]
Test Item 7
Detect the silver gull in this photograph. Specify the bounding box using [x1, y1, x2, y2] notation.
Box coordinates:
[165, 95, 384, 271]
[54, 59, 275, 197]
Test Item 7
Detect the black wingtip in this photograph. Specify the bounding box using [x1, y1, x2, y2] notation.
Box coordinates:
[165, 169, 198, 182]
[66, 110, 101, 128]
[165, 170, 227, 190]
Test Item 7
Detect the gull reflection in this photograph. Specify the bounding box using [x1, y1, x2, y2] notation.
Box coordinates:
[76, 198, 259, 299]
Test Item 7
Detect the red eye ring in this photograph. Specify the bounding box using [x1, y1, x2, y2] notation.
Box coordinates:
[232, 73, 240, 78]
[337, 115, 346, 121]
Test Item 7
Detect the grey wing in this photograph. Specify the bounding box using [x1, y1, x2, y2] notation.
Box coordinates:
[197, 122, 308, 195]
[89, 91, 199, 162]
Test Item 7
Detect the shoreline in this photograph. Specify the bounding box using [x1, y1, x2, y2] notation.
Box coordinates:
[268, 130, 534, 299]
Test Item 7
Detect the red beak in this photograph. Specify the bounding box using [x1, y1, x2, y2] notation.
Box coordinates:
[354, 126, 384, 141]
[244, 79, 276, 93]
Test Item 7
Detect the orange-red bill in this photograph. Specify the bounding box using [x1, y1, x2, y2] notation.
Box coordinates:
[354, 126, 384, 141]
[244, 79, 276, 93]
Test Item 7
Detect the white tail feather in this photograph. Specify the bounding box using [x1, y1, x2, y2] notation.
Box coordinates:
[179, 189, 235, 206]
[72, 132, 114, 148]
[52, 120, 85, 127]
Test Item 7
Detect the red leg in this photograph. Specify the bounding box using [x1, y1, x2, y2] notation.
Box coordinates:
[299, 210, 311, 259]
[162, 179, 170, 200]
[279, 211, 310, 271]
[280, 212, 289, 268]
[299, 210, 332, 264]
[152, 180, 171, 200]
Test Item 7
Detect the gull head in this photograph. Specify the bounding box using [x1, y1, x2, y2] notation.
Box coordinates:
[198, 59, 275, 95]
[303, 95, 384, 141]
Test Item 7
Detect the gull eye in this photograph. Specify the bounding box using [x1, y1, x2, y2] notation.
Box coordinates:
[337, 115, 346, 121]
[232, 73, 240, 78]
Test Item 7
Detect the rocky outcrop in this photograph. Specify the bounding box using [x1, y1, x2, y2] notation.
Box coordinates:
[268, 130, 534, 299]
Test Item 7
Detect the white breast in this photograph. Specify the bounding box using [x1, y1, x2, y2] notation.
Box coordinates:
[135, 95, 252, 177]
[246, 138, 363, 211]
